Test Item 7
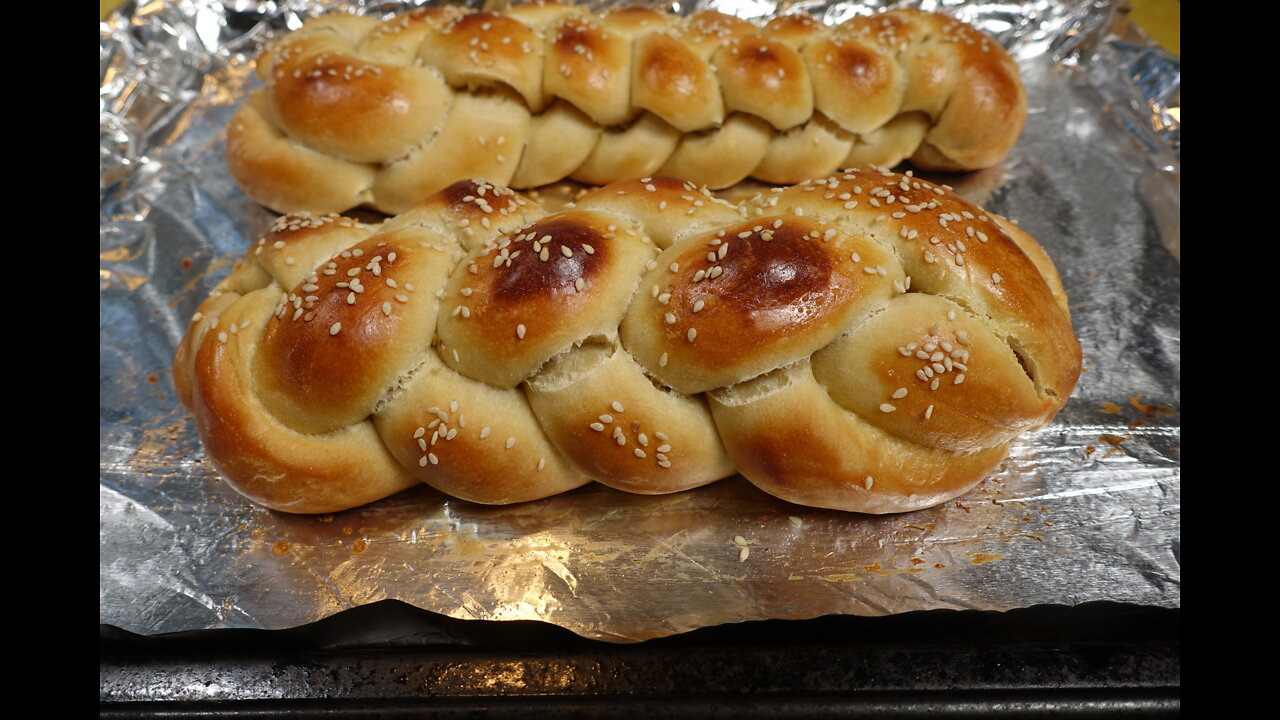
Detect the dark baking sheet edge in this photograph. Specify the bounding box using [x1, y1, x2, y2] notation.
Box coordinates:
[101, 600, 1179, 718]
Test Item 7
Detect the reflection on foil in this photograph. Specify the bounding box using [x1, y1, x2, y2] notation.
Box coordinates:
[100, 0, 1179, 641]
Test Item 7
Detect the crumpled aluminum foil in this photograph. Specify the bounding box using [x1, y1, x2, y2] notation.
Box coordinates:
[100, 0, 1180, 641]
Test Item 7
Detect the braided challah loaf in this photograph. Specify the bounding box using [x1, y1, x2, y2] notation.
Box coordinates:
[227, 2, 1027, 215]
[173, 169, 1080, 514]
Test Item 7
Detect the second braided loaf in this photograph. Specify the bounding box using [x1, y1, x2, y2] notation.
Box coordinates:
[228, 3, 1027, 215]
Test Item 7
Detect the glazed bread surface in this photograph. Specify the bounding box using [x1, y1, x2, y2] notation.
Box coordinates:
[227, 2, 1027, 214]
[174, 169, 1080, 514]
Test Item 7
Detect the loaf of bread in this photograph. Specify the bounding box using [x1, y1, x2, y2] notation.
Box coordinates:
[173, 169, 1080, 514]
[227, 2, 1027, 215]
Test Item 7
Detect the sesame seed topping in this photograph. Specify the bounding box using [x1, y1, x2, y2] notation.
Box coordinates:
[879, 403, 896, 412]
[329, 323, 341, 335]
[505, 436, 516, 449]
[892, 388, 907, 399]
[611, 401, 625, 413]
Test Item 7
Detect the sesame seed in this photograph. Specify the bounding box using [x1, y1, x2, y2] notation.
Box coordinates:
[864, 476, 874, 490]
[892, 388, 907, 399]
[879, 403, 896, 412]
[329, 323, 341, 335]
[612, 401, 625, 413]
[516, 324, 526, 339]
[687, 328, 698, 342]
[590, 422, 605, 431]
[600, 414, 613, 423]
[505, 437, 516, 449]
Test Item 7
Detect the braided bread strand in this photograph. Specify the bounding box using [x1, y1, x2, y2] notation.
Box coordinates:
[173, 169, 1080, 514]
[227, 3, 1027, 215]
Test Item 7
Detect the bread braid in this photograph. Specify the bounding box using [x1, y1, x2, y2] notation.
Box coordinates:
[174, 169, 1079, 514]
[227, 3, 1026, 215]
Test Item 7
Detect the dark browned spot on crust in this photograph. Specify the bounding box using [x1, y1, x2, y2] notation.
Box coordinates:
[554, 20, 601, 56]
[660, 218, 864, 372]
[440, 179, 520, 217]
[440, 179, 484, 206]
[487, 213, 608, 304]
[690, 220, 836, 322]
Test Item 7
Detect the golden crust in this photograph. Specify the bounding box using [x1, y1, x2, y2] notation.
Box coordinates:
[176, 170, 1079, 515]
[230, 5, 1027, 214]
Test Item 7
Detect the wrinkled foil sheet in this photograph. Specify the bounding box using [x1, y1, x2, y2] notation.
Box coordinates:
[100, 0, 1180, 641]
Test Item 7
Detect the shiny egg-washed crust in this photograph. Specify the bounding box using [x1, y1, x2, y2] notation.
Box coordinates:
[228, 3, 1027, 215]
[175, 170, 1080, 515]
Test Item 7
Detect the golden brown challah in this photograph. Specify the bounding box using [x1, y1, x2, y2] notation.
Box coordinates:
[227, 3, 1027, 215]
[173, 170, 1081, 514]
